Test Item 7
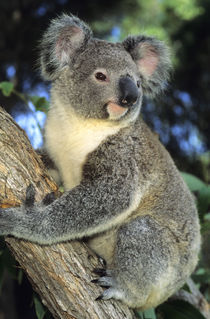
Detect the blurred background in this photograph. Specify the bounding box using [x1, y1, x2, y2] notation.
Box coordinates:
[0, 0, 209, 318]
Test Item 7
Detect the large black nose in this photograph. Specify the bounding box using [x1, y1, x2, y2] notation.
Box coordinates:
[119, 77, 139, 107]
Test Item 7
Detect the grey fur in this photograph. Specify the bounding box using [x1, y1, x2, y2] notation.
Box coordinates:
[123, 35, 171, 96]
[40, 13, 93, 80]
[0, 14, 200, 310]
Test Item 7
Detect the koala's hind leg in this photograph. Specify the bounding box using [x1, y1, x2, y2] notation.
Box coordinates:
[93, 215, 179, 309]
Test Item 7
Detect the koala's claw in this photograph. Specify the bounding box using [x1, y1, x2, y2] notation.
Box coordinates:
[91, 276, 112, 287]
[95, 294, 103, 301]
[92, 275, 114, 287]
[25, 184, 56, 208]
[42, 192, 56, 206]
[95, 287, 123, 302]
[25, 184, 36, 207]
[92, 268, 107, 276]
[92, 266, 123, 302]
[91, 279, 100, 284]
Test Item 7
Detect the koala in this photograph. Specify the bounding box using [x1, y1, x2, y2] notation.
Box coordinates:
[0, 14, 200, 310]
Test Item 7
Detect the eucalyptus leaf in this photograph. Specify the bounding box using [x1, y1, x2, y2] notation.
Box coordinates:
[135, 311, 144, 319]
[181, 172, 206, 192]
[136, 308, 156, 319]
[0, 81, 14, 96]
[30, 96, 49, 112]
[193, 268, 210, 284]
[34, 295, 46, 319]
[158, 300, 205, 319]
[198, 185, 210, 216]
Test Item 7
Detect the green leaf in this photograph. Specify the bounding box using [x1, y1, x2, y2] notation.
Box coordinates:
[143, 308, 156, 319]
[135, 308, 156, 319]
[181, 283, 191, 293]
[181, 172, 206, 192]
[136, 311, 144, 319]
[198, 185, 210, 216]
[158, 300, 205, 319]
[193, 268, 210, 284]
[0, 81, 14, 96]
[30, 96, 49, 112]
[204, 213, 210, 221]
[181, 172, 210, 216]
[34, 295, 46, 319]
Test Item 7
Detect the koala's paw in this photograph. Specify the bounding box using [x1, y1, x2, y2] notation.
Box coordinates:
[25, 184, 56, 207]
[0, 184, 35, 237]
[42, 191, 56, 206]
[92, 268, 125, 302]
[0, 207, 20, 236]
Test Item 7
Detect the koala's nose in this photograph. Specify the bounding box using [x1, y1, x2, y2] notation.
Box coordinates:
[119, 77, 139, 107]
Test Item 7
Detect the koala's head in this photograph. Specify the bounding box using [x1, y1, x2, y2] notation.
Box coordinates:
[40, 14, 171, 122]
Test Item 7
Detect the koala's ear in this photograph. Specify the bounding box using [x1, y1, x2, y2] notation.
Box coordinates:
[40, 14, 92, 80]
[123, 35, 171, 97]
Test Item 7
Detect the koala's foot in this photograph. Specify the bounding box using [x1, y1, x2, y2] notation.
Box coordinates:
[92, 268, 125, 302]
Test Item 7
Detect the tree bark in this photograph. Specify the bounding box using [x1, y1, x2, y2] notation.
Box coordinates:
[0, 106, 135, 319]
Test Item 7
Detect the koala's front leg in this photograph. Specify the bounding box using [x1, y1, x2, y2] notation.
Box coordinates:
[0, 163, 139, 244]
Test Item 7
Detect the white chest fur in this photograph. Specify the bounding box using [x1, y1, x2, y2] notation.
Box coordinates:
[45, 102, 122, 190]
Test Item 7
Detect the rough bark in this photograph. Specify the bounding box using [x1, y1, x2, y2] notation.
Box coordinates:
[0, 106, 135, 319]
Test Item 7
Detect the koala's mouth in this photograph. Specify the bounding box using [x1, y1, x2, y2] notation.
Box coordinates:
[106, 102, 128, 120]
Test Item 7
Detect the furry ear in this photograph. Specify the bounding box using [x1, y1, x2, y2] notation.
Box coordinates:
[123, 35, 171, 97]
[40, 14, 92, 80]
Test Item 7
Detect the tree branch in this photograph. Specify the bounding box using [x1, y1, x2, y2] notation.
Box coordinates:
[0, 106, 135, 319]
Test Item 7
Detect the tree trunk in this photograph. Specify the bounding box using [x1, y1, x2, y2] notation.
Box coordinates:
[0, 106, 135, 319]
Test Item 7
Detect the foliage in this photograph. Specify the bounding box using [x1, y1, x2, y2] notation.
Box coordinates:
[157, 300, 205, 319]
[136, 308, 156, 319]
[92, 0, 204, 60]
[182, 171, 210, 220]
[0, 82, 14, 97]
[0, 81, 49, 113]
[33, 295, 47, 319]
[30, 96, 49, 113]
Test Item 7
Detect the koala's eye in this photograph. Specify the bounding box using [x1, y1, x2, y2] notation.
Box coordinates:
[137, 80, 141, 88]
[95, 72, 107, 82]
